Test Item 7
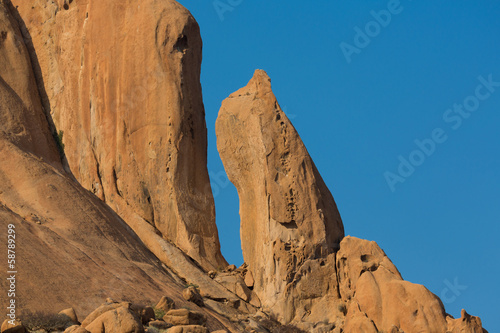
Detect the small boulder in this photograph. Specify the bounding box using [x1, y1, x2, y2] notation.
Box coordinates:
[166, 325, 208, 333]
[130, 305, 155, 325]
[64, 325, 90, 333]
[147, 320, 172, 330]
[163, 309, 206, 326]
[155, 296, 176, 313]
[81, 301, 129, 327]
[182, 287, 204, 307]
[58, 308, 79, 326]
[1, 320, 25, 333]
[226, 265, 237, 272]
[85, 306, 143, 333]
[244, 270, 254, 288]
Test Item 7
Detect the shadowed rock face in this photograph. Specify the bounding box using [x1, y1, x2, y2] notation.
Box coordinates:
[9, 0, 226, 271]
[216, 69, 345, 322]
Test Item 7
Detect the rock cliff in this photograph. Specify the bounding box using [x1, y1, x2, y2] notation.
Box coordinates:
[0, 0, 487, 331]
[0, 3, 226, 328]
[9, 0, 226, 271]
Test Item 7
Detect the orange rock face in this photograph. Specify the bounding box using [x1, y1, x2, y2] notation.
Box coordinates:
[216, 69, 345, 324]
[9, 0, 226, 271]
[0, 0, 487, 330]
[0, 0, 192, 316]
[216, 70, 486, 332]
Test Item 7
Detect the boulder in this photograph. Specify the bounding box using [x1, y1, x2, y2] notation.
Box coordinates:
[81, 302, 130, 327]
[147, 321, 172, 330]
[166, 325, 208, 333]
[64, 326, 90, 333]
[85, 306, 144, 333]
[1, 320, 25, 333]
[214, 273, 260, 307]
[163, 309, 206, 326]
[155, 296, 176, 313]
[244, 270, 254, 288]
[182, 287, 204, 307]
[130, 305, 155, 325]
[337, 236, 467, 333]
[58, 308, 79, 326]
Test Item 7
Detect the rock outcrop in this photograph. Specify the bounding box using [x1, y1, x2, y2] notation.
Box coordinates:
[0, 0, 488, 330]
[216, 69, 345, 323]
[0, 0, 180, 315]
[216, 70, 485, 332]
[0, 3, 234, 328]
[8, 0, 226, 271]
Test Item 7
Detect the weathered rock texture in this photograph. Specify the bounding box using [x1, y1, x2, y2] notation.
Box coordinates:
[9, 0, 226, 271]
[0, 4, 235, 331]
[0, 0, 488, 329]
[0, 0, 183, 316]
[216, 69, 345, 322]
[216, 70, 485, 332]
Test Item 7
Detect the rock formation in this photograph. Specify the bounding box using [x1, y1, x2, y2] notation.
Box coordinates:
[0, 0, 194, 317]
[0, 0, 488, 330]
[8, 0, 226, 271]
[0, 2, 235, 330]
[216, 70, 486, 332]
[216, 69, 345, 324]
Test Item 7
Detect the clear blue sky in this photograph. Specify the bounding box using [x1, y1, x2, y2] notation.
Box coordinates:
[176, 1, 499, 330]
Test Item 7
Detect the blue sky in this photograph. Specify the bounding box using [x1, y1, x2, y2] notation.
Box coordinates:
[176, 1, 499, 330]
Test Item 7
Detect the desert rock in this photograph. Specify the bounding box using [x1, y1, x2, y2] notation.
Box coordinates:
[216, 69, 344, 322]
[156, 297, 176, 313]
[64, 326, 90, 333]
[1, 320, 25, 333]
[166, 325, 209, 333]
[182, 287, 204, 307]
[163, 309, 206, 327]
[10, 0, 226, 272]
[85, 306, 143, 333]
[0, 0, 202, 317]
[58, 308, 79, 326]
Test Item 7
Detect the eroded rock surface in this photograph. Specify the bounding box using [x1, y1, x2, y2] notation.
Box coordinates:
[216, 70, 485, 332]
[216, 69, 345, 323]
[9, 0, 226, 271]
[0, 0, 205, 317]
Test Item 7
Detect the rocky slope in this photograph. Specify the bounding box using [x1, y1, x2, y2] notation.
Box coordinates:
[0, 0, 487, 332]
